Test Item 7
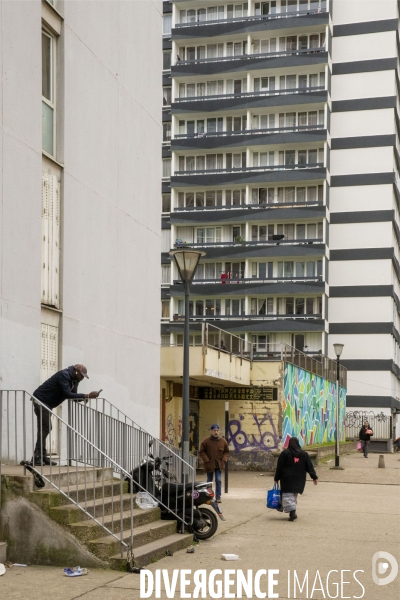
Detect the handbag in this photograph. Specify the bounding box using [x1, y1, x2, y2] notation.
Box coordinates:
[267, 482, 281, 510]
[357, 441, 362, 451]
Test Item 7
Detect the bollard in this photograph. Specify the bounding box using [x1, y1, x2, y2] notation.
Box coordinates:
[378, 454, 385, 468]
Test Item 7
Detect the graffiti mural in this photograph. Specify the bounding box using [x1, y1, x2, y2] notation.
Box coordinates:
[166, 414, 176, 446]
[283, 363, 346, 447]
[228, 413, 279, 453]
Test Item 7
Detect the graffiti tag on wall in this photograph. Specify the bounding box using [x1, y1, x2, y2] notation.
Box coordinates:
[228, 413, 279, 453]
[166, 414, 176, 446]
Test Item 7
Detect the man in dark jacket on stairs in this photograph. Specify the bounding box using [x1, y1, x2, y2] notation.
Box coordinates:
[31, 364, 100, 465]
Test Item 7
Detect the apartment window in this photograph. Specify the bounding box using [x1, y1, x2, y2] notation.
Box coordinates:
[162, 194, 171, 213]
[163, 88, 171, 106]
[161, 265, 171, 284]
[196, 227, 222, 243]
[163, 52, 171, 70]
[161, 229, 171, 252]
[163, 15, 172, 35]
[162, 158, 171, 179]
[163, 123, 171, 143]
[162, 301, 170, 319]
[42, 30, 55, 156]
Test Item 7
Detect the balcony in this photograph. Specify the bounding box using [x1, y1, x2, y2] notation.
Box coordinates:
[172, 86, 327, 114]
[172, 161, 325, 187]
[172, 8, 329, 39]
[173, 124, 326, 151]
[173, 198, 324, 213]
[173, 47, 327, 76]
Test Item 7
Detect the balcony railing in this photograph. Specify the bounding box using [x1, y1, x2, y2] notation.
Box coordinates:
[175, 47, 326, 67]
[174, 123, 324, 140]
[172, 313, 322, 322]
[189, 276, 323, 284]
[174, 8, 327, 29]
[174, 238, 323, 248]
[173, 199, 324, 212]
[174, 162, 324, 176]
[174, 85, 325, 104]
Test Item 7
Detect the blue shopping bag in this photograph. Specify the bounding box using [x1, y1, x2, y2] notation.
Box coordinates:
[266, 482, 281, 510]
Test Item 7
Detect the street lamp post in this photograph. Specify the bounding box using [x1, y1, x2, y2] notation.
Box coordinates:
[333, 343, 344, 469]
[169, 248, 205, 469]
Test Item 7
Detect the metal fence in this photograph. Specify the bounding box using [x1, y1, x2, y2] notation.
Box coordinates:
[345, 411, 392, 440]
[281, 344, 347, 387]
[0, 391, 194, 556]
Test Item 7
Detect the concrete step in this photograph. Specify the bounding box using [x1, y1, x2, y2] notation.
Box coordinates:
[25, 466, 114, 489]
[0, 541, 7, 563]
[87, 519, 178, 561]
[49, 493, 145, 525]
[67, 507, 161, 544]
[30, 479, 128, 510]
[109, 532, 194, 569]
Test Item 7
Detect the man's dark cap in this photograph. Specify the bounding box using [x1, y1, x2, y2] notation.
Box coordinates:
[74, 364, 89, 379]
[210, 424, 219, 430]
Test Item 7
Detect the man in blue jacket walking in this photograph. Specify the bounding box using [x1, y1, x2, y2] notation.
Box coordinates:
[31, 364, 100, 465]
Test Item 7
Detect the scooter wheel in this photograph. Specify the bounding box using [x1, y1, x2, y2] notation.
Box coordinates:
[194, 507, 218, 540]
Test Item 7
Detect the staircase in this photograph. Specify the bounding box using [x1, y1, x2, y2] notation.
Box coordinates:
[28, 467, 193, 568]
[0, 391, 195, 569]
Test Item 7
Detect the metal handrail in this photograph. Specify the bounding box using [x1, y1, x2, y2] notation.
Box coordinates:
[0, 391, 194, 556]
[174, 8, 327, 28]
[174, 124, 325, 139]
[173, 200, 324, 212]
[174, 85, 325, 103]
[175, 47, 326, 66]
[174, 238, 323, 248]
[281, 344, 347, 387]
[174, 162, 324, 176]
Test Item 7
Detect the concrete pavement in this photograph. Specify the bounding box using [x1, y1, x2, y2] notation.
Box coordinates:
[1, 452, 399, 599]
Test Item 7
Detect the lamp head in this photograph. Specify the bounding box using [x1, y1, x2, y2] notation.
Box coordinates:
[333, 343, 344, 358]
[169, 248, 206, 284]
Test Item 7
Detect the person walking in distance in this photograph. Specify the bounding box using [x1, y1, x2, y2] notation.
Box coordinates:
[274, 437, 318, 522]
[199, 424, 229, 503]
[31, 364, 100, 465]
[359, 420, 373, 459]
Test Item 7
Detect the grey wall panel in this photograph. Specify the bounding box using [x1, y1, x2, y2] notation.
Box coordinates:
[346, 395, 400, 409]
[332, 58, 397, 75]
[330, 248, 394, 261]
[332, 97, 397, 112]
[331, 135, 396, 149]
[178, 244, 325, 261]
[330, 285, 393, 297]
[330, 210, 394, 224]
[330, 323, 393, 334]
[331, 173, 395, 187]
[170, 281, 324, 296]
[333, 19, 398, 37]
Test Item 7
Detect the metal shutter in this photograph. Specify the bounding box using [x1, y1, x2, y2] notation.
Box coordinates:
[41, 173, 60, 308]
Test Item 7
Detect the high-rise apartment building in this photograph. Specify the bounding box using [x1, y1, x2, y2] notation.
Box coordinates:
[161, 0, 400, 428]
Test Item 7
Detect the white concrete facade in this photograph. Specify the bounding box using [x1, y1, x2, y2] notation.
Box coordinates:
[0, 0, 162, 435]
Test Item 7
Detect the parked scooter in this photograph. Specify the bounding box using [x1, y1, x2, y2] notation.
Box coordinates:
[126, 448, 225, 540]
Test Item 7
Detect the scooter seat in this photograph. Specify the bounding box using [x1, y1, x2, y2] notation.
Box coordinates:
[161, 482, 193, 496]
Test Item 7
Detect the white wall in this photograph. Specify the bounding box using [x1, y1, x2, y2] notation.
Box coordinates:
[330, 146, 394, 176]
[0, 1, 42, 392]
[61, 0, 162, 434]
[329, 333, 393, 359]
[329, 297, 393, 323]
[0, 1, 162, 438]
[332, 0, 397, 24]
[329, 222, 393, 250]
[329, 184, 394, 212]
[333, 32, 397, 64]
[331, 71, 395, 101]
[331, 110, 395, 139]
[329, 259, 392, 286]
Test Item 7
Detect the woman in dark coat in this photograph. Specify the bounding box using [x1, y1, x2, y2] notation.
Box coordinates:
[359, 421, 373, 458]
[274, 437, 318, 521]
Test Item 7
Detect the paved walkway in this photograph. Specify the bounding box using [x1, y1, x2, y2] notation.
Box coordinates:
[1, 453, 399, 599]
